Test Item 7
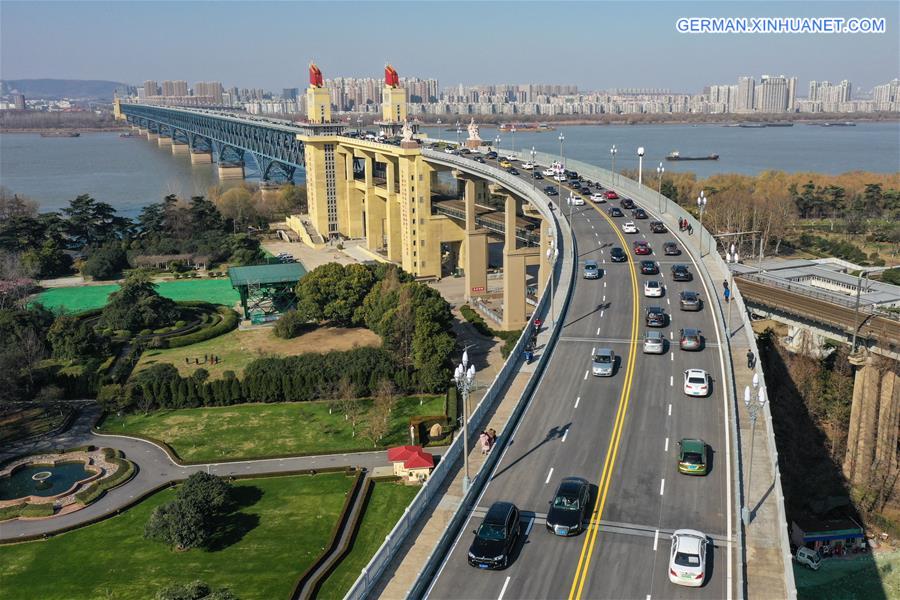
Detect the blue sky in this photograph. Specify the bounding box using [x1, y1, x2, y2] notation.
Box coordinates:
[1, 1, 898, 93]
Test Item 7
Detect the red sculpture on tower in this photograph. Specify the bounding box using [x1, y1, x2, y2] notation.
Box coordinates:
[384, 64, 399, 88]
[309, 63, 324, 88]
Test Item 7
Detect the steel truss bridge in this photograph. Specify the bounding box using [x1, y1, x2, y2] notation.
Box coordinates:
[120, 103, 308, 181]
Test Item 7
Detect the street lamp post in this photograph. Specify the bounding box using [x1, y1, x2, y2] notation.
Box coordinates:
[495, 135, 501, 155]
[511, 126, 517, 156]
[456, 121, 462, 150]
[742, 384, 768, 525]
[558, 132, 565, 215]
[851, 271, 869, 352]
[546, 235, 559, 326]
[656, 162, 665, 214]
[696, 190, 708, 257]
[530, 146, 536, 190]
[357, 115, 362, 135]
[610, 145, 618, 182]
[726, 243, 739, 338]
[637, 147, 645, 187]
[454, 351, 477, 494]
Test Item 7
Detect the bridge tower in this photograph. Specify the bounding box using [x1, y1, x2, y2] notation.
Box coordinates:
[305, 62, 331, 124]
[376, 64, 412, 137]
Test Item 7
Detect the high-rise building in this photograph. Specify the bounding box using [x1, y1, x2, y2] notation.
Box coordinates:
[787, 77, 798, 111]
[193, 81, 224, 104]
[873, 79, 899, 110]
[143, 80, 159, 97]
[283, 87, 299, 101]
[736, 76, 755, 112]
[11, 93, 25, 110]
[755, 75, 790, 113]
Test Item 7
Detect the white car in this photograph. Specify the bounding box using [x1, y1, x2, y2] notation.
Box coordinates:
[444, 147, 457, 154]
[521, 162, 535, 170]
[589, 193, 606, 203]
[568, 194, 585, 206]
[542, 168, 556, 177]
[683, 369, 710, 397]
[622, 221, 638, 234]
[644, 280, 664, 297]
[669, 529, 708, 587]
[504, 155, 517, 161]
[553, 174, 567, 182]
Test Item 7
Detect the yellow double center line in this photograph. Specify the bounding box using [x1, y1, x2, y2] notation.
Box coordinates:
[568, 201, 641, 600]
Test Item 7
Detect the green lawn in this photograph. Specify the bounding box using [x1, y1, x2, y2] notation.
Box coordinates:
[98, 396, 445, 462]
[0, 473, 354, 600]
[795, 550, 900, 600]
[317, 481, 419, 598]
[0, 406, 72, 446]
[34, 279, 240, 313]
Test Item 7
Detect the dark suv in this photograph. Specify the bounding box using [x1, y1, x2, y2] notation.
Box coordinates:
[640, 260, 659, 275]
[679, 290, 702, 311]
[650, 221, 666, 233]
[607, 206, 623, 217]
[546, 477, 591, 536]
[645, 306, 668, 327]
[468, 501, 520, 569]
[632, 208, 648, 219]
[671, 264, 693, 282]
[620, 198, 635, 210]
[610, 247, 627, 262]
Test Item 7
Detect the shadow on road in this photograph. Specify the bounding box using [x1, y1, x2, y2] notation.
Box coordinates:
[491, 423, 570, 482]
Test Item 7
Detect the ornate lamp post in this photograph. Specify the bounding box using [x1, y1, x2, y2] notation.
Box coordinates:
[546, 235, 559, 326]
[742, 384, 767, 525]
[511, 125, 517, 156]
[657, 162, 665, 213]
[530, 146, 537, 190]
[609, 144, 618, 182]
[557, 132, 565, 211]
[494, 135, 501, 155]
[454, 351, 477, 494]
[697, 190, 708, 257]
[637, 146, 645, 187]
[726, 243, 740, 336]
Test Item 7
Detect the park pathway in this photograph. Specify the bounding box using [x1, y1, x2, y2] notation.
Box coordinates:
[0, 404, 410, 542]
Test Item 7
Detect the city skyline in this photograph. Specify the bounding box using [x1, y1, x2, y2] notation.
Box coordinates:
[2, 1, 898, 92]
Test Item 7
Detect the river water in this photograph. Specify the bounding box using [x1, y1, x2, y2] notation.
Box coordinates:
[1, 121, 897, 217]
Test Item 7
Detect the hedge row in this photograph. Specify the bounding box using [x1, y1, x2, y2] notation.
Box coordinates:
[409, 414, 452, 445]
[161, 306, 239, 348]
[73, 449, 136, 505]
[0, 502, 54, 522]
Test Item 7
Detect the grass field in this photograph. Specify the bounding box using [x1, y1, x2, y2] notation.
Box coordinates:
[97, 395, 445, 462]
[34, 279, 241, 313]
[0, 473, 353, 600]
[0, 406, 71, 446]
[134, 326, 381, 380]
[317, 481, 419, 598]
[794, 549, 900, 600]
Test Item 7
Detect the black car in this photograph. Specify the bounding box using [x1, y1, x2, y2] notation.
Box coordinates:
[649, 221, 666, 233]
[646, 306, 668, 327]
[473, 156, 486, 163]
[533, 172, 544, 180]
[607, 207, 623, 217]
[486, 151, 498, 159]
[507, 168, 520, 176]
[620, 198, 635, 210]
[545, 186, 559, 196]
[468, 501, 520, 569]
[664, 241, 681, 255]
[632, 208, 648, 220]
[610, 247, 627, 262]
[640, 260, 659, 275]
[679, 290, 702, 311]
[546, 477, 591, 536]
[671, 264, 693, 281]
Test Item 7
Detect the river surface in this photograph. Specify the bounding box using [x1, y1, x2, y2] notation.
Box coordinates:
[1, 121, 897, 217]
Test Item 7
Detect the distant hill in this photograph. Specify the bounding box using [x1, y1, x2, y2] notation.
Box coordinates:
[1, 79, 127, 100]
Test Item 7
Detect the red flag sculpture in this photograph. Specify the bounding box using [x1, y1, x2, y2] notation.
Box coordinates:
[309, 63, 324, 88]
[385, 64, 399, 88]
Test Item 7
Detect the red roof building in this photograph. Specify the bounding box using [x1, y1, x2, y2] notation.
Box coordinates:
[387, 445, 435, 482]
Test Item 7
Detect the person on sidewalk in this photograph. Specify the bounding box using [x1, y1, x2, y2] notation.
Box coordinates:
[688, 224, 694, 235]
[747, 349, 755, 369]
[479, 431, 490, 455]
[724, 287, 731, 303]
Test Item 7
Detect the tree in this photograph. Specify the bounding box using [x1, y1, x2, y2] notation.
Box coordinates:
[100, 274, 179, 332]
[144, 498, 210, 551]
[20, 238, 72, 278]
[47, 315, 108, 359]
[362, 395, 391, 447]
[336, 376, 363, 437]
[155, 581, 238, 600]
[82, 243, 128, 280]
[63, 194, 131, 248]
[178, 472, 233, 514]
[273, 309, 308, 339]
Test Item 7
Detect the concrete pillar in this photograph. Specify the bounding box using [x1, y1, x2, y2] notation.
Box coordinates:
[385, 160, 402, 262]
[365, 191, 386, 254]
[157, 136, 172, 147]
[875, 363, 900, 479]
[217, 163, 245, 180]
[844, 352, 885, 486]
[260, 184, 284, 203]
[146, 132, 159, 141]
[171, 142, 190, 155]
[190, 150, 212, 164]
[464, 179, 488, 301]
[501, 194, 527, 331]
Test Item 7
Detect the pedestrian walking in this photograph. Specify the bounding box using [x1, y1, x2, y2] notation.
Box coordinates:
[488, 428, 497, 446]
[746, 349, 755, 369]
[479, 431, 490, 455]
[724, 288, 731, 303]
[723, 280, 729, 291]
[688, 224, 693, 235]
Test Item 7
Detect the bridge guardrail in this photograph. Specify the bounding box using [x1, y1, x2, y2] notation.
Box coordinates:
[522, 149, 793, 600]
[343, 152, 576, 600]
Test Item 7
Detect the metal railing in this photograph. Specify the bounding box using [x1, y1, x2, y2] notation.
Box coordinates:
[343, 151, 576, 600]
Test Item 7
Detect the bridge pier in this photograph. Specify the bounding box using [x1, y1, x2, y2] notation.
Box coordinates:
[146, 131, 159, 141]
[171, 142, 189, 155]
[157, 135, 172, 147]
[190, 150, 212, 164]
[843, 351, 900, 490]
[463, 179, 488, 302]
[217, 162, 245, 180]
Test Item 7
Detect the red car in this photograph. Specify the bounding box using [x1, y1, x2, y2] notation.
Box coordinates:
[633, 241, 652, 255]
[604, 190, 619, 200]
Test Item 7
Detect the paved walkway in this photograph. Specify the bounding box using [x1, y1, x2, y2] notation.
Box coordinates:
[0, 404, 406, 542]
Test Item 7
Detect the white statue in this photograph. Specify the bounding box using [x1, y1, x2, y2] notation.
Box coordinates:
[467, 117, 481, 141]
[401, 120, 413, 142]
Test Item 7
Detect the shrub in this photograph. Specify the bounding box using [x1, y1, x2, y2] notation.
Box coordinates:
[164, 308, 238, 348]
[20, 503, 54, 518]
[0, 503, 26, 522]
[74, 454, 135, 505]
[273, 309, 308, 339]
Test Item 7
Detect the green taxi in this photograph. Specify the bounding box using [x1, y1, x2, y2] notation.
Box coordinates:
[677, 438, 709, 475]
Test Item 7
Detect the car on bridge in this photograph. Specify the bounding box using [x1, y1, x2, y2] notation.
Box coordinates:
[608, 207, 624, 218]
[499, 160, 513, 168]
[679, 328, 703, 351]
[504, 155, 518, 161]
[473, 156, 486, 163]
[507, 167, 520, 176]
[533, 172, 544, 180]
[592, 348, 616, 376]
[521, 162, 534, 170]
[610, 247, 627, 262]
[669, 529, 708, 586]
[544, 186, 559, 196]
[622, 221, 638, 234]
[640, 260, 659, 275]
[633, 241, 651, 255]
[583, 260, 600, 279]
[677, 439, 709, 475]
[553, 174, 567, 182]
[467, 501, 521, 570]
[671, 264, 693, 281]
[644, 280, 663, 297]
[568, 194, 585, 206]
[604, 190, 619, 200]
[486, 151, 498, 159]
[620, 198, 635, 209]
[589, 192, 606, 203]
[679, 290, 702, 311]
[542, 168, 556, 176]
[643, 330, 666, 354]
[683, 369, 710, 397]
[632, 208, 648, 219]
[546, 477, 591, 536]
[650, 221, 667, 233]
[664, 241, 681, 255]
[646, 306, 668, 327]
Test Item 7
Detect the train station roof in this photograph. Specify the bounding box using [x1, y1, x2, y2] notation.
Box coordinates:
[228, 263, 306, 288]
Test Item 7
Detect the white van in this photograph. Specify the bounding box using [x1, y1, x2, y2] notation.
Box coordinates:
[795, 547, 820, 570]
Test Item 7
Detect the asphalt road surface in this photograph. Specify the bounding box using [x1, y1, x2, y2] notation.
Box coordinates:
[425, 156, 735, 600]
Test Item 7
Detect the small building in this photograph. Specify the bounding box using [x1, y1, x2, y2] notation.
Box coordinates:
[387, 445, 435, 483]
[791, 515, 865, 554]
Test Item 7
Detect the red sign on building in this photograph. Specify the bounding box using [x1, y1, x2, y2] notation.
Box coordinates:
[470, 286, 485, 292]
